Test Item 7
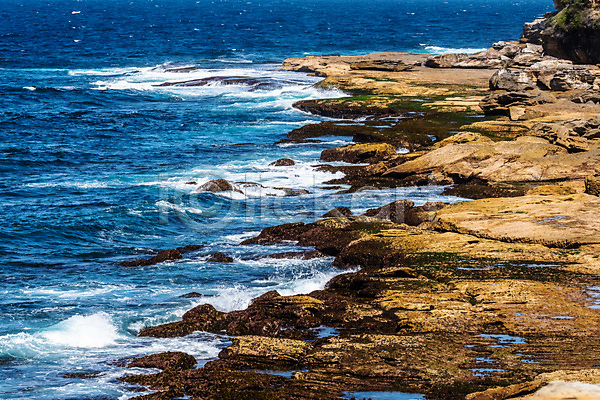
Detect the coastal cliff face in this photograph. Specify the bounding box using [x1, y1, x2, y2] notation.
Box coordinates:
[535, 0, 600, 64]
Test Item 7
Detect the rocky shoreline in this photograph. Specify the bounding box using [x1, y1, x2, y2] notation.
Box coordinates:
[112, 3, 600, 399]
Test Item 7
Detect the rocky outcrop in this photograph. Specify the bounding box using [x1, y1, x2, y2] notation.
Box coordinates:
[435, 193, 600, 248]
[541, 1, 600, 64]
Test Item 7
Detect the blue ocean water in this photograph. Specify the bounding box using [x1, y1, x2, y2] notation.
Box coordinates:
[0, 0, 553, 398]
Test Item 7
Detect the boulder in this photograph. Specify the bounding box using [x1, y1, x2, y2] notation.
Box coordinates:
[270, 158, 295, 166]
[405, 202, 446, 227]
[424, 53, 469, 68]
[320, 143, 397, 164]
[520, 16, 548, 44]
[548, 68, 597, 91]
[489, 68, 538, 91]
[197, 179, 240, 193]
[492, 41, 522, 58]
[363, 200, 415, 224]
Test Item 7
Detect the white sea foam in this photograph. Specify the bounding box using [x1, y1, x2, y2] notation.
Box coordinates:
[0, 313, 123, 360]
[156, 200, 203, 215]
[40, 312, 122, 348]
[423, 45, 487, 54]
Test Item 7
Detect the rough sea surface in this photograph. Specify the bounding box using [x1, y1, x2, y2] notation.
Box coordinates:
[0, 0, 553, 398]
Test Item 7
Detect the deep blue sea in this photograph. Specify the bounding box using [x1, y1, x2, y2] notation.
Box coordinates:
[0, 0, 553, 398]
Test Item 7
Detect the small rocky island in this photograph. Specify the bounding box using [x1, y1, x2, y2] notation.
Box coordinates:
[118, 1, 600, 399]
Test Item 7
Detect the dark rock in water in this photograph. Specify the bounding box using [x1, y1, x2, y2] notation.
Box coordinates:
[268, 250, 325, 260]
[180, 292, 205, 298]
[119, 245, 202, 267]
[156, 76, 262, 87]
[241, 222, 308, 246]
[269, 158, 295, 166]
[206, 252, 234, 263]
[185, 181, 197, 185]
[197, 179, 240, 193]
[363, 200, 414, 224]
[322, 207, 352, 218]
[274, 187, 310, 196]
[127, 351, 196, 371]
[350, 59, 412, 72]
[120, 249, 183, 267]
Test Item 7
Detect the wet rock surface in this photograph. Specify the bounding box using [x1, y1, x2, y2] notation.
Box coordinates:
[124, 34, 600, 400]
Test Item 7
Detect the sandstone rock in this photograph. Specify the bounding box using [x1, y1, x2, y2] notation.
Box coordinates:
[380, 135, 600, 185]
[467, 369, 600, 400]
[322, 206, 352, 218]
[509, 106, 543, 121]
[493, 41, 523, 58]
[350, 59, 412, 72]
[531, 118, 600, 152]
[521, 16, 548, 44]
[320, 143, 397, 164]
[433, 131, 492, 148]
[127, 352, 197, 371]
[586, 176, 600, 196]
[490, 68, 538, 91]
[548, 68, 597, 91]
[424, 53, 469, 68]
[480, 90, 555, 115]
[270, 158, 295, 166]
[435, 193, 600, 248]
[207, 252, 234, 263]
